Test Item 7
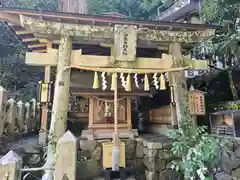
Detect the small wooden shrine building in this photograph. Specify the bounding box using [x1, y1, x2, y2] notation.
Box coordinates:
[0, 7, 217, 140]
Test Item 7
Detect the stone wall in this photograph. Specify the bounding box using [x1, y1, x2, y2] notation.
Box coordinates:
[215, 138, 240, 180]
[77, 134, 181, 180]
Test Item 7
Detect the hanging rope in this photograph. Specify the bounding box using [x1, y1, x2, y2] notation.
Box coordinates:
[82, 95, 127, 103]
[64, 65, 190, 74]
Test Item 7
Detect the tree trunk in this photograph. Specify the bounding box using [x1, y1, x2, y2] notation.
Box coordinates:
[42, 35, 72, 180]
[228, 69, 238, 101]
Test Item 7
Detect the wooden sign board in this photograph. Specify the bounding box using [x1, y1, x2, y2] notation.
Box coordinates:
[114, 24, 137, 61]
[188, 90, 206, 116]
[40, 83, 52, 103]
[41, 83, 48, 102]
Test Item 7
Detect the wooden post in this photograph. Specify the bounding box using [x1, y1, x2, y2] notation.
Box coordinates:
[16, 100, 24, 134]
[127, 98, 131, 130]
[54, 130, 77, 180]
[39, 40, 52, 145]
[88, 97, 94, 128]
[6, 98, 17, 135]
[168, 43, 188, 128]
[0, 150, 22, 180]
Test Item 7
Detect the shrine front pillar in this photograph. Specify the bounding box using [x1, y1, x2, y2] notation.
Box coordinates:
[49, 35, 72, 140]
[168, 42, 188, 128]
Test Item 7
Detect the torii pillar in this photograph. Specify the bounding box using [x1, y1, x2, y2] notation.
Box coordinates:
[49, 35, 72, 140]
[168, 42, 191, 128]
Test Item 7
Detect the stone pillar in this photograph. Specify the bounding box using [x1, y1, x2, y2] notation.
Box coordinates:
[49, 35, 72, 140]
[30, 98, 37, 131]
[54, 131, 77, 180]
[16, 100, 24, 134]
[36, 103, 41, 131]
[24, 102, 30, 133]
[168, 43, 188, 127]
[0, 86, 7, 148]
[6, 98, 17, 135]
[0, 150, 22, 180]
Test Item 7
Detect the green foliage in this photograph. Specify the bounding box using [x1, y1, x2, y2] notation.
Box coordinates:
[201, 0, 240, 56]
[0, 22, 42, 101]
[167, 100, 226, 179]
[16, 0, 58, 11]
[87, 0, 162, 18]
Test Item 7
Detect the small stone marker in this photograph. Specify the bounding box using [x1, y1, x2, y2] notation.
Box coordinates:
[54, 130, 77, 180]
[6, 98, 16, 135]
[0, 150, 22, 180]
[0, 86, 7, 136]
[24, 102, 30, 133]
[30, 98, 37, 131]
[17, 101, 24, 134]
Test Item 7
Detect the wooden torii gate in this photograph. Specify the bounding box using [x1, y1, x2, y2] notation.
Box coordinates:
[0, 7, 217, 144]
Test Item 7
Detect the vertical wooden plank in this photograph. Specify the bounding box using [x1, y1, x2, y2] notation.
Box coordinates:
[88, 97, 94, 128]
[39, 41, 52, 145]
[126, 98, 131, 130]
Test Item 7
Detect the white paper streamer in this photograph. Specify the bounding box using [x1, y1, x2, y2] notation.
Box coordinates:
[120, 73, 126, 89]
[101, 72, 107, 90]
[153, 73, 159, 89]
[134, 73, 139, 88]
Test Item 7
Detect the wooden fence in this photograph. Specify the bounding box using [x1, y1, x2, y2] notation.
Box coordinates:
[0, 86, 41, 147]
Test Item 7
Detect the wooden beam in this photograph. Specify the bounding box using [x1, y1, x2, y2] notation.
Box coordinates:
[32, 49, 46, 53]
[25, 49, 208, 70]
[26, 49, 175, 69]
[28, 44, 47, 48]
[19, 15, 215, 43]
[183, 56, 209, 69]
[39, 39, 49, 44]
[22, 38, 39, 42]
[25, 49, 208, 69]
[15, 30, 31, 35]
[26, 48, 58, 65]
[0, 12, 20, 25]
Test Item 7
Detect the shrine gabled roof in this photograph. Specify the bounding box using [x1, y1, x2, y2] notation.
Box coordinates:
[0, 7, 219, 53]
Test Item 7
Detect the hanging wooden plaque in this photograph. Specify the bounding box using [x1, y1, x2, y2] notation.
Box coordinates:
[41, 83, 48, 103]
[188, 90, 206, 116]
[114, 24, 137, 61]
